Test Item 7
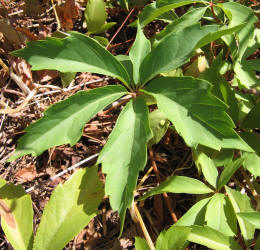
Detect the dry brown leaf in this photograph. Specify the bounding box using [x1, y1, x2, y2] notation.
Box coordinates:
[10, 57, 34, 89]
[0, 18, 25, 45]
[56, 0, 79, 30]
[34, 69, 59, 83]
[15, 163, 38, 182]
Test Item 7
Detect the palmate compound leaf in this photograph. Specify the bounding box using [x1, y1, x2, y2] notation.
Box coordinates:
[143, 77, 252, 151]
[11, 32, 130, 87]
[0, 179, 33, 250]
[9, 85, 127, 161]
[33, 166, 104, 250]
[97, 96, 152, 234]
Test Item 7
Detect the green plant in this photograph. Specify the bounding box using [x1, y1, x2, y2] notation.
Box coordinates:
[4, 0, 260, 248]
[0, 166, 103, 250]
[85, 0, 116, 35]
[136, 154, 257, 249]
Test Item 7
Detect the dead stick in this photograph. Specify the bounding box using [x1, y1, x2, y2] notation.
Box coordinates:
[149, 149, 178, 223]
[106, 7, 135, 49]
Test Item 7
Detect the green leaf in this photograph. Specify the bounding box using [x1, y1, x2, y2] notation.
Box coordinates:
[60, 72, 76, 88]
[176, 198, 211, 227]
[137, 0, 205, 27]
[118, 0, 128, 9]
[219, 2, 258, 59]
[129, 20, 151, 85]
[139, 176, 213, 201]
[98, 97, 152, 234]
[95, 22, 117, 34]
[155, 226, 190, 250]
[11, 32, 130, 86]
[195, 145, 234, 168]
[241, 102, 260, 129]
[116, 55, 134, 84]
[233, 60, 260, 89]
[140, 24, 218, 85]
[213, 148, 234, 167]
[193, 150, 218, 188]
[135, 237, 150, 250]
[156, 0, 206, 7]
[205, 193, 237, 236]
[242, 152, 260, 178]
[148, 109, 169, 148]
[143, 77, 252, 151]
[225, 186, 255, 243]
[9, 85, 127, 161]
[246, 59, 260, 71]
[129, 2, 177, 28]
[217, 157, 244, 190]
[85, 0, 107, 34]
[187, 225, 242, 250]
[232, 29, 260, 89]
[154, 7, 207, 45]
[237, 212, 260, 229]
[201, 52, 239, 123]
[195, 23, 245, 50]
[240, 131, 260, 156]
[33, 166, 104, 250]
[255, 235, 260, 250]
[219, 3, 259, 89]
[0, 180, 33, 250]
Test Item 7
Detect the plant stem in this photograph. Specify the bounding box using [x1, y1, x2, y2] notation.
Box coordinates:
[100, 95, 133, 115]
[51, 0, 61, 30]
[106, 7, 135, 49]
[134, 203, 155, 250]
[209, 1, 221, 24]
[240, 168, 260, 210]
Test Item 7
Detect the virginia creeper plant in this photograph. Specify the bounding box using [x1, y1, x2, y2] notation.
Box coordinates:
[2, 0, 260, 249]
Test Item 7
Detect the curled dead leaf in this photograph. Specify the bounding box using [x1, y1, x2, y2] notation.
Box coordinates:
[15, 164, 38, 182]
[56, 0, 79, 30]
